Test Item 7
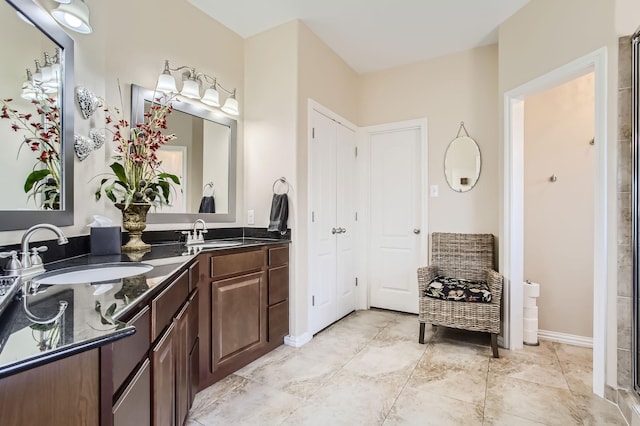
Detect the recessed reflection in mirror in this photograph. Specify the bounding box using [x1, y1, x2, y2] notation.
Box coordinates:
[149, 100, 230, 214]
[0, 0, 63, 210]
[132, 84, 237, 223]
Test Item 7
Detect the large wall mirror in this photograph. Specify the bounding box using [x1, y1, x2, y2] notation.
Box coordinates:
[131, 84, 237, 223]
[0, 0, 74, 230]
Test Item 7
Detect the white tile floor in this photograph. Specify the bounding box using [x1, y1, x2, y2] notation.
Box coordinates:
[187, 309, 626, 425]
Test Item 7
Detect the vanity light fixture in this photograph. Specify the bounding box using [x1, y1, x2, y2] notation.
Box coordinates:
[155, 60, 239, 115]
[51, 0, 93, 34]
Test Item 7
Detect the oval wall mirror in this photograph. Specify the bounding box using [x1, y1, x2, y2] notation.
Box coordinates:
[444, 129, 481, 193]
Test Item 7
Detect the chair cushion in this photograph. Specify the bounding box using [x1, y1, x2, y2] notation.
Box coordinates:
[425, 276, 492, 303]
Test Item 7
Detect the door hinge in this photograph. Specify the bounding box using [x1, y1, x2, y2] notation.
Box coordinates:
[312, 295, 315, 306]
[355, 277, 358, 287]
[312, 128, 315, 139]
[355, 146, 358, 157]
[312, 211, 315, 222]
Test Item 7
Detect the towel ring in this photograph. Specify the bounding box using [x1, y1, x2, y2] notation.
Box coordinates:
[203, 181, 215, 196]
[272, 177, 290, 195]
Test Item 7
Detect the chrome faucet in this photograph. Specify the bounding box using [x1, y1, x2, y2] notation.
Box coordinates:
[184, 219, 207, 245]
[19, 224, 68, 277]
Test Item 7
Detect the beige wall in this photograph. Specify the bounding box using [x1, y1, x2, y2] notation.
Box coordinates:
[245, 20, 359, 338]
[244, 22, 300, 335]
[498, 0, 619, 388]
[359, 45, 500, 238]
[295, 23, 360, 336]
[524, 73, 595, 338]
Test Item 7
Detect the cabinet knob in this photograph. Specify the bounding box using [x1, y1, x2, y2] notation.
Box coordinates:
[331, 228, 337, 235]
[413, 229, 421, 234]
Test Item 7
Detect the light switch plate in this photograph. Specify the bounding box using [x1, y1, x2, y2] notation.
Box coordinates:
[430, 185, 439, 197]
[247, 209, 255, 225]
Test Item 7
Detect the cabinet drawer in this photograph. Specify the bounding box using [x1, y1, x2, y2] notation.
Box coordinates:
[113, 359, 151, 426]
[152, 270, 189, 341]
[211, 250, 264, 279]
[189, 260, 200, 293]
[112, 306, 150, 393]
[268, 301, 288, 342]
[268, 266, 288, 305]
[268, 246, 289, 267]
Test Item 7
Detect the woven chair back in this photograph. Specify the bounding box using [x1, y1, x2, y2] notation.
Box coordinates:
[431, 233, 494, 282]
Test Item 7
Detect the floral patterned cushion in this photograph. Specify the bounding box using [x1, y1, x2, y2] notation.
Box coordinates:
[425, 276, 492, 303]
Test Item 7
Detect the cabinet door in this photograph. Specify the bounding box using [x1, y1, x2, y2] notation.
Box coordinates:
[113, 359, 151, 426]
[189, 338, 199, 409]
[175, 302, 190, 426]
[212, 272, 266, 371]
[152, 323, 175, 426]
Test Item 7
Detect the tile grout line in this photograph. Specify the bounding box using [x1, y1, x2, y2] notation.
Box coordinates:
[379, 324, 436, 424]
[277, 315, 398, 425]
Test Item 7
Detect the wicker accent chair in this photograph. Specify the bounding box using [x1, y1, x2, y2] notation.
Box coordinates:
[417, 232, 503, 358]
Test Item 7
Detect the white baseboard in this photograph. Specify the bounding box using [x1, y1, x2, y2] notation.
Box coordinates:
[284, 332, 312, 348]
[537, 329, 593, 348]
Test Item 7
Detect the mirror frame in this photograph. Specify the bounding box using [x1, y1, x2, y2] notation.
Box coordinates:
[131, 84, 237, 224]
[443, 135, 481, 193]
[0, 0, 74, 230]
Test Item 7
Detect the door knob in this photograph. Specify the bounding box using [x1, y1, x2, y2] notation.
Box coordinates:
[331, 228, 337, 235]
[413, 229, 421, 234]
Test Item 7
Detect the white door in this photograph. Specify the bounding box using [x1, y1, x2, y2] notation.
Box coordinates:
[336, 124, 356, 319]
[369, 126, 423, 314]
[156, 146, 187, 213]
[309, 109, 357, 334]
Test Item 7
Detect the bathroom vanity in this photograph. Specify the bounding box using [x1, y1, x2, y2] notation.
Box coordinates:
[0, 238, 289, 426]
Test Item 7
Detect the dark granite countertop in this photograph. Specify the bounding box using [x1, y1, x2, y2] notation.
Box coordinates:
[0, 237, 289, 378]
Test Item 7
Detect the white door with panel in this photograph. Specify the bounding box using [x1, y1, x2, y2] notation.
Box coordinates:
[310, 109, 357, 335]
[368, 126, 423, 314]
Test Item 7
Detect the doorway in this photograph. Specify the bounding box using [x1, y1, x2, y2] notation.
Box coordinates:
[503, 48, 608, 396]
[524, 73, 595, 344]
[308, 106, 357, 335]
[363, 120, 427, 314]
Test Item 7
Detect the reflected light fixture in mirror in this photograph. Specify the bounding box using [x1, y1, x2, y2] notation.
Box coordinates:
[156, 60, 239, 115]
[51, 0, 92, 34]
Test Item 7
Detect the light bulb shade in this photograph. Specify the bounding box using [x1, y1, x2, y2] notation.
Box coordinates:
[221, 96, 239, 115]
[20, 84, 37, 100]
[156, 73, 177, 93]
[201, 87, 220, 107]
[180, 79, 201, 99]
[51, 0, 92, 34]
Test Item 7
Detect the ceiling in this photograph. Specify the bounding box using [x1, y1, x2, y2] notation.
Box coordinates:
[187, 0, 530, 73]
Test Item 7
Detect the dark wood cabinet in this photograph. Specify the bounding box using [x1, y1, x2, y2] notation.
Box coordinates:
[175, 300, 190, 426]
[212, 271, 267, 371]
[198, 244, 289, 389]
[113, 359, 151, 426]
[152, 322, 176, 426]
[0, 349, 99, 426]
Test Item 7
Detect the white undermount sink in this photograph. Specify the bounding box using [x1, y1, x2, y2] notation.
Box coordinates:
[32, 263, 154, 285]
[191, 241, 243, 248]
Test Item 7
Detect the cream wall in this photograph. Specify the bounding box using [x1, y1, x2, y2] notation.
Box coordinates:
[0, 0, 245, 245]
[498, 0, 619, 388]
[244, 22, 300, 336]
[524, 73, 595, 338]
[294, 23, 360, 337]
[244, 20, 359, 338]
[359, 45, 500, 239]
